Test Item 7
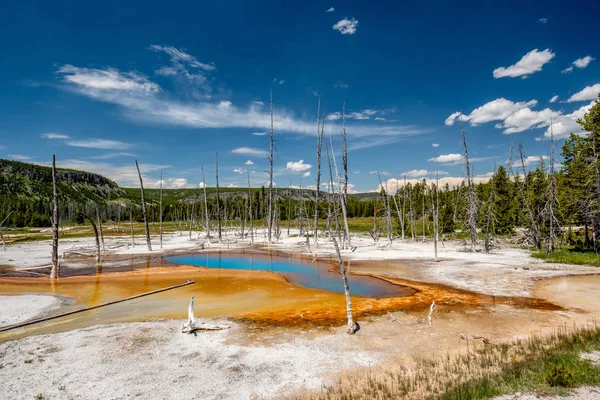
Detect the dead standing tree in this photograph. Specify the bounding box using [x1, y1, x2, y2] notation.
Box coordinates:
[159, 170, 163, 249]
[340, 105, 352, 249]
[50, 154, 59, 279]
[247, 168, 254, 244]
[201, 165, 211, 239]
[377, 171, 393, 244]
[0, 211, 14, 251]
[215, 153, 222, 241]
[460, 120, 477, 251]
[267, 90, 275, 243]
[483, 163, 497, 254]
[313, 100, 324, 246]
[135, 160, 152, 251]
[545, 122, 559, 253]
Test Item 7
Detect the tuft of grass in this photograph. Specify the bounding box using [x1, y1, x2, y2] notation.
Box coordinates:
[24, 359, 33, 364]
[532, 247, 600, 267]
[34, 394, 46, 400]
[305, 324, 600, 400]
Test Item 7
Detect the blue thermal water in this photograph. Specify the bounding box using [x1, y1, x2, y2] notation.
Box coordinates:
[165, 253, 413, 298]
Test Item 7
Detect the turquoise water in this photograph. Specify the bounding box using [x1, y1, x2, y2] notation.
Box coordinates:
[165, 253, 414, 298]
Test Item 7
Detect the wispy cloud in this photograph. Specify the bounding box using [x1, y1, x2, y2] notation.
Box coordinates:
[537, 17, 548, 24]
[55, 62, 428, 150]
[493, 49, 555, 79]
[573, 55, 595, 68]
[41, 133, 70, 140]
[66, 138, 135, 150]
[326, 7, 335, 12]
[232, 147, 268, 156]
[431, 143, 439, 148]
[401, 169, 448, 178]
[561, 66, 573, 74]
[90, 152, 137, 159]
[9, 154, 31, 161]
[549, 95, 559, 103]
[149, 45, 215, 71]
[333, 18, 358, 35]
[333, 81, 349, 89]
[244, 160, 254, 165]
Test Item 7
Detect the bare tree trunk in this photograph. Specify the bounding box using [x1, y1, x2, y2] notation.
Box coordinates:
[340, 105, 352, 248]
[392, 181, 404, 240]
[314, 101, 324, 246]
[215, 153, 222, 241]
[434, 171, 440, 260]
[189, 201, 195, 241]
[130, 208, 135, 246]
[267, 90, 274, 243]
[80, 211, 101, 262]
[408, 178, 416, 241]
[326, 151, 355, 334]
[377, 171, 393, 244]
[51, 154, 59, 279]
[325, 142, 334, 238]
[201, 165, 211, 239]
[247, 168, 254, 244]
[0, 212, 13, 251]
[460, 121, 477, 251]
[135, 160, 152, 251]
[96, 206, 105, 251]
[422, 181, 426, 242]
[159, 170, 163, 249]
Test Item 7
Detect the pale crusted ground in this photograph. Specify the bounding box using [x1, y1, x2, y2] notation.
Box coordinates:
[0, 295, 61, 328]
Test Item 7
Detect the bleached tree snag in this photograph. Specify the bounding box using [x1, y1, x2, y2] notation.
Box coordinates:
[247, 168, 254, 244]
[422, 180, 426, 242]
[392, 181, 404, 240]
[314, 100, 324, 246]
[0, 211, 13, 251]
[377, 171, 393, 244]
[79, 211, 101, 262]
[325, 141, 335, 238]
[159, 169, 163, 249]
[433, 171, 439, 261]
[189, 201, 195, 241]
[340, 106, 352, 249]
[135, 160, 152, 251]
[484, 163, 497, 254]
[215, 153, 222, 241]
[547, 121, 558, 254]
[460, 120, 477, 252]
[428, 301, 436, 327]
[408, 177, 416, 241]
[201, 165, 211, 239]
[50, 154, 60, 279]
[182, 295, 229, 334]
[510, 143, 541, 249]
[267, 90, 275, 244]
[331, 236, 355, 334]
[96, 206, 105, 251]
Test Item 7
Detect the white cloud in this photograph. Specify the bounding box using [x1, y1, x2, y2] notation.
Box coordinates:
[244, 160, 254, 165]
[561, 66, 574, 74]
[402, 169, 429, 178]
[278, 79, 285, 85]
[573, 56, 595, 69]
[542, 100, 597, 139]
[286, 159, 312, 172]
[493, 49, 555, 79]
[252, 131, 267, 136]
[326, 7, 335, 12]
[198, 181, 206, 188]
[232, 147, 268, 156]
[9, 154, 31, 161]
[57, 64, 159, 93]
[233, 168, 244, 174]
[90, 152, 136, 159]
[41, 133, 70, 140]
[302, 171, 311, 177]
[513, 155, 549, 168]
[333, 18, 358, 35]
[377, 176, 490, 192]
[446, 98, 538, 126]
[333, 81, 349, 89]
[149, 45, 216, 71]
[567, 84, 600, 102]
[228, 183, 238, 188]
[444, 111, 468, 126]
[549, 95, 559, 103]
[169, 178, 189, 189]
[66, 138, 135, 150]
[33, 159, 170, 187]
[537, 17, 548, 23]
[500, 107, 561, 134]
[56, 63, 428, 150]
[327, 112, 342, 120]
[428, 153, 462, 164]
[431, 143, 439, 148]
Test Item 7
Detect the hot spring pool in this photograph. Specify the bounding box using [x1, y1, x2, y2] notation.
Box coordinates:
[166, 252, 414, 298]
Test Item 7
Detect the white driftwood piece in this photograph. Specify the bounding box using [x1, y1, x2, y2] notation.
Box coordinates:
[427, 301, 435, 326]
[181, 295, 229, 334]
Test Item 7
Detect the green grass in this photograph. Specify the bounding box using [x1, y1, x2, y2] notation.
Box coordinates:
[309, 324, 600, 400]
[532, 247, 600, 267]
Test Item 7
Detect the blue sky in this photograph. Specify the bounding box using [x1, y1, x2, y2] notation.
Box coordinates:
[0, 0, 598, 191]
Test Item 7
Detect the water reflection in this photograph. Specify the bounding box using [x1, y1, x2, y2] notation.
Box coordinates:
[166, 253, 413, 298]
